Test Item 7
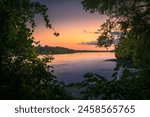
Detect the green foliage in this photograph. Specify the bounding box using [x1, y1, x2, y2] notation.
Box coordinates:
[74, 73, 108, 99]
[0, 0, 71, 99]
[78, 0, 150, 99]
[73, 71, 150, 99]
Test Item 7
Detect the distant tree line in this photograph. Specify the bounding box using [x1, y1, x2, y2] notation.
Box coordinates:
[35, 45, 113, 55]
[35, 45, 75, 55]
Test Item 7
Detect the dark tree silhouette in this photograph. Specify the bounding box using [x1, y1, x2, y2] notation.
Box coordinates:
[0, 0, 71, 99]
[72, 0, 150, 99]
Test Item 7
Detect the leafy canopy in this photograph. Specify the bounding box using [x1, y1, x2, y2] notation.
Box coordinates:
[0, 0, 71, 99]
[74, 0, 150, 99]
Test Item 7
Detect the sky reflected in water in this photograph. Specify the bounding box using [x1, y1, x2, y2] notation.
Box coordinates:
[51, 52, 116, 83]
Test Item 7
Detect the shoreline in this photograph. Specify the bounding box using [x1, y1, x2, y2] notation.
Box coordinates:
[38, 51, 115, 55]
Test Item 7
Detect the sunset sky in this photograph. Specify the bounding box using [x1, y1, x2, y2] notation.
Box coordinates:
[34, 0, 108, 50]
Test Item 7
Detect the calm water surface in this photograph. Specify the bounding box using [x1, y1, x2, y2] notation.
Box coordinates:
[51, 52, 116, 84]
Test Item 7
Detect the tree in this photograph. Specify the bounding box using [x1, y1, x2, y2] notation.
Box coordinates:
[74, 0, 150, 99]
[0, 0, 71, 99]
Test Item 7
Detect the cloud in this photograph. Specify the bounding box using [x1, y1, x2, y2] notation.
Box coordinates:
[83, 30, 99, 35]
[83, 30, 92, 34]
[94, 31, 99, 34]
[79, 41, 97, 45]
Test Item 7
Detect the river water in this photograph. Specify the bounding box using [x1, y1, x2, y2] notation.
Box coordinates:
[51, 52, 116, 84]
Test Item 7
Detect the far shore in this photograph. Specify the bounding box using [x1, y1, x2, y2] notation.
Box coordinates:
[38, 50, 115, 55]
[35, 46, 115, 55]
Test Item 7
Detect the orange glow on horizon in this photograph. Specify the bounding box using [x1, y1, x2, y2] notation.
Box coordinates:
[33, 20, 108, 50]
[33, 9, 108, 50]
